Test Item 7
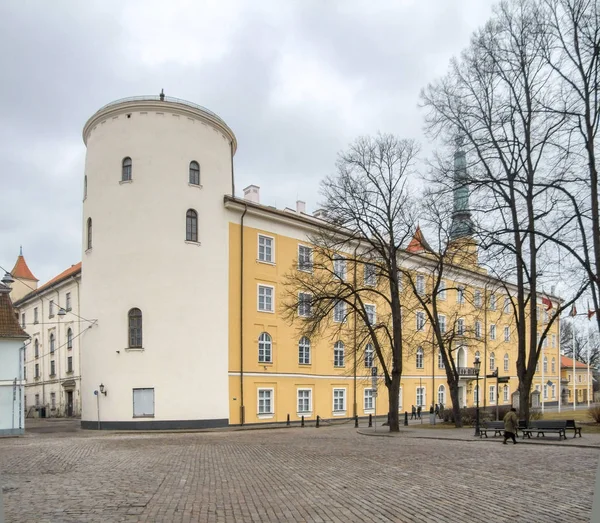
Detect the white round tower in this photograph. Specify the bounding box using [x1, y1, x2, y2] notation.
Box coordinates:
[80, 94, 236, 429]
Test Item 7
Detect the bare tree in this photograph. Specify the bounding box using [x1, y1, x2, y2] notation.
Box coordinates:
[560, 318, 600, 367]
[282, 134, 418, 432]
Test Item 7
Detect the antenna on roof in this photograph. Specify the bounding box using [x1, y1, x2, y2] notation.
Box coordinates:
[159, 89, 165, 101]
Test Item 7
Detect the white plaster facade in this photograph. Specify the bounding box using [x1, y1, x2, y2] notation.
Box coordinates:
[80, 96, 236, 428]
[13, 267, 83, 417]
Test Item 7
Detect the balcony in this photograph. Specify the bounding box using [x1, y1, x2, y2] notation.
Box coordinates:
[458, 367, 479, 379]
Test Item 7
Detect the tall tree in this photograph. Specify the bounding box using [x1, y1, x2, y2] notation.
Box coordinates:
[282, 134, 418, 432]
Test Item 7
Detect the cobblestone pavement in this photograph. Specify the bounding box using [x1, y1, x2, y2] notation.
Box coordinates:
[0, 424, 597, 523]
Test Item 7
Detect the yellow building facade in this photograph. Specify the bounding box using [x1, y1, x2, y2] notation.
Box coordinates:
[226, 196, 561, 425]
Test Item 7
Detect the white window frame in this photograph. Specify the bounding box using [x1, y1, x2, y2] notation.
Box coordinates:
[543, 356, 548, 373]
[49, 300, 55, 318]
[490, 352, 496, 371]
[298, 292, 312, 317]
[416, 347, 424, 369]
[457, 286, 465, 304]
[298, 337, 311, 365]
[257, 234, 275, 264]
[66, 292, 72, 311]
[438, 385, 446, 406]
[474, 290, 482, 308]
[438, 350, 445, 369]
[257, 388, 274, 418]
[438, 314, 446, 333]
[416, 386, 426, 407]
[543, 384, 548, 399]
[365, 304, 376, 325]
[258, 332, 273, 363]
[552, 334, 556, 348]
[503, 297, 510, 314]
[490, 324, 496, 340]
[416, 311, 426, 331]
[416, 274, 426, 295]
[438, 280, 447, 300]
[364, 389, 375, 413]
[333, 300, 346, 323]
[133, 388, 155, 418]
[503, 385, 509, 402]
[457, 318, 465, 336]
[475, 321, 481, 339]
[297, 389, 312, 415]
[333, 388, 346, 415]
[333, 255, 346, 280]
[504, 326, 510, 342]
[489, 294, 497, 311]
[504, 353, 509, 372]
[474, 385, 480, 404]
[551, 384, 556, 398]
[34, 307, 39, 324]
[365, 343, 374, 368]
[364, 263, 377, 286]
[257, 284, 274, 313]
[489, 385, 496, 404]
[298, 245, 313, 272]
[334, 341, 345, 367]
[551, 357, 556, 373]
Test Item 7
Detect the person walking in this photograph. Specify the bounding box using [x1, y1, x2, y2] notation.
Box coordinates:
[417, 405, 422, 419]
[411, 405, 416, 420]
[435, 404, 440, 417]
[503, 407, 518, 445]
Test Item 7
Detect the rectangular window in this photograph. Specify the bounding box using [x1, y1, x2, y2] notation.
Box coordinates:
[23, 365, 26, 380]
[257, 285, 274, 312]
[438, 315, 446, 333]
[50, 392, 56, 409]
[416, 274, 425, 295]
[416, 311, 426, 331]
[489, 386, 496, 403]
[34, 307, 39, 324]
[50, 360, 55, 376]
[66, 292, 72, 311]
[438, 351, 445, 369]
[416, 349, 424, 369]
[258, 234, 274, 263]
[364, 264, 377, 286]
[457, 318, 465, 336]
[544, 384, 548, 399]
[298, 245, 313, 272]
[133, 388, 155, 417]
[504, 355, 509, 372]
[333, 300, 346, 323]
[364, 389, 375, 411]
[489, 294, 496, 311]
[67, 356, 73, 373]
[35, 393, 40, 406]
[365, 345, 374, 368]
[504, 326, 510, 342]
[333, 388, 346, 413]
[438, 280, 446, 300]
[333, 256, 346, 280]
[542, 336, 548, 348]
[416, 387, 425, 407]
[457, 286, 465, 304]
[474, 290, 482, 308]
[503, 297, 510, 314]
[552, 334, 556, 348]
[21, 313, 25, 328]
[298, 338, 310, 365]
[297, 389, 311, 413]
[503, 386, 509, 402]
[365, 304, 376, 325]
[34, 364, 39, 378]
[475, 321, 481, 339]
[334, 343, 345, 367]
[49, 300, 55, 318]
[490, 324, 496, 340]
[298, 292, 312, 317]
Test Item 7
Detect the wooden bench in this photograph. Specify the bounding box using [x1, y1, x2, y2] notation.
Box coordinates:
[565, 419, 582, 438]
[522, 420, 567, 441]
[480, 421, 504, 438]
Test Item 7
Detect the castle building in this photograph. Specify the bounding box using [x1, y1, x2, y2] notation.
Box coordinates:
[70, 94, 562, 428]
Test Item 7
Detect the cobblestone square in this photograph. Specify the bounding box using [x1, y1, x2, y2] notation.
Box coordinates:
[0, 423, 597, 522]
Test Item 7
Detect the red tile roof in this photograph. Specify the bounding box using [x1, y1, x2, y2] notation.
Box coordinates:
[406, 226, 433, 254]
[0, 284, 29, 339]
[14, 263, 81, 306]
[11, 255, 38, 281]
[561, 355, 587, 369]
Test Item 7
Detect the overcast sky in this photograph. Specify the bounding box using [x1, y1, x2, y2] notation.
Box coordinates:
[0, 0, 496, 285]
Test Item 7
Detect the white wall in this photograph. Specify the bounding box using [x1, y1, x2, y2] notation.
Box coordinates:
[81, 99, 234, 426]
[0, 339, 25, 434]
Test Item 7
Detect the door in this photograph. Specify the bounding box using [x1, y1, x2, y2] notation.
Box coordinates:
[66, 391, 73, 417]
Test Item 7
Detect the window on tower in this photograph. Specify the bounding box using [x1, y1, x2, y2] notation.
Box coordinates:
[189, 161, 200, 185]
[122, 157, 132, 181]
[128, 308, 143, 348]
[86, 218, 92, 250]
[186, 209, 198, 242]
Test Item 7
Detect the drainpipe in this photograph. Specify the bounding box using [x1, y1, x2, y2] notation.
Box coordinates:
[230, 141, 235, 197]
[240, 203, 248, 425]
[75, 276, 81, 416]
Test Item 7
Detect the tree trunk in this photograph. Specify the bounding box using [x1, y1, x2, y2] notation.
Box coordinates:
[519, 384, 530, 423]
[387, 369, 401, 432]
[448, 381, 462, 428]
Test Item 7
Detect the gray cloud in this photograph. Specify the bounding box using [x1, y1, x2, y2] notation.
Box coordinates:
[0, 0, 496, 284]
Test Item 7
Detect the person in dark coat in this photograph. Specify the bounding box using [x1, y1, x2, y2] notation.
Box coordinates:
[411, 405, 416, 420]
[435, 404, 440, 417]
[503, 407, 518, 445]
[417, 405, 422, 419]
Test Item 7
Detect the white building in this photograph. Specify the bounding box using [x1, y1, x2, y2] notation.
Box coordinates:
[10, 253, 83, 418]
[0, 278, 28, 436]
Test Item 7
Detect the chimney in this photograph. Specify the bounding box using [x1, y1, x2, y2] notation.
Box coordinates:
[296, 200, 306, 214]
[243, 185, 260, 204]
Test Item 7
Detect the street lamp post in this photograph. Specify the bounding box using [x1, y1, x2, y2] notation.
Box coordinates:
[474, 356, 481, 437]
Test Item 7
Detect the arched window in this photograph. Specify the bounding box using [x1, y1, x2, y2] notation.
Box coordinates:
[504, 353, 509, 372]
[186, 209, 198, 242]
[438, 385, 446, 406]
[298, 336, 310, 365]
[551, 357, 556, 373]
[258, 332, 272, 363]
[474, 384, 480, 404]
[189, 161, 200, 185]
[122, 157, 132, 181]
[365, 343, 374, 367]
[503, 384, 509, 402]
[49, 333, 55, 354]
[128, 308, 142, 348]
[84, 175, 87, 199]
[67, 328, 73, 350]
[457, 346, 466, 368]
[489, 352, 495, 371]
[416, 347, 424, 369]
[334, 341, 345, 367]
[34, 339, 39, 358]
[543, 355, 548, 373]
[87, 218, 92, 250]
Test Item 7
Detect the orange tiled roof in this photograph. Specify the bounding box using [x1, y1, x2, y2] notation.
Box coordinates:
[0, 284, 29, 339]
[11, 255, 38, 281]
[406, 226, 433, 253]
[14, 262, 81, 306]
[561, 355, 587, 369]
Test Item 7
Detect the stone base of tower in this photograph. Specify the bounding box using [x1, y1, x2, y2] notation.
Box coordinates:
[81, 417, 229, 430]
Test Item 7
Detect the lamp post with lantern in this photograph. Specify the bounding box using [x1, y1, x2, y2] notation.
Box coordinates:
[474, 355, 481, 437]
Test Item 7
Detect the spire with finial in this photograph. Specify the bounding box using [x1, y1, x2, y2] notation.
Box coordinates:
[449, 134, 474, 240]
[159, 89, 165, 101]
